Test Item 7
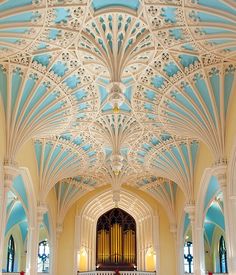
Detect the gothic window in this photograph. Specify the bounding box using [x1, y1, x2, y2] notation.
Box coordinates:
[38, 240, 50, 272]
[184, 241, 193, 273]
[219, 236, 228, 273]
[7, 235, 15, 272]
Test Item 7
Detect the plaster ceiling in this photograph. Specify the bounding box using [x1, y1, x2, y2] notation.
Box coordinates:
[0, 0, 236, 216]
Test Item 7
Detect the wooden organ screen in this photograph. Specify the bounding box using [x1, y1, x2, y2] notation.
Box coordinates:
[96, 208, 136, 270]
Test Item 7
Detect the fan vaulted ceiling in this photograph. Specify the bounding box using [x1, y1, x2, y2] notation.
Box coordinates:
[0, 0, 235, 210]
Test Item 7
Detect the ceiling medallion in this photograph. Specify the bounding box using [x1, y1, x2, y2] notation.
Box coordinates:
[107, 82, 126, 113]
[110, 153, 124, 175]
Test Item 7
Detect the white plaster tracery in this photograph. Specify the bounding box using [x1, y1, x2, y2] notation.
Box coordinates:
[0, 0, 235, 203]
[0, 0, 236, 274]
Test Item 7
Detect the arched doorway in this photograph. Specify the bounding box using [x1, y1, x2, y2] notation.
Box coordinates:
[96, 208, 136, 271]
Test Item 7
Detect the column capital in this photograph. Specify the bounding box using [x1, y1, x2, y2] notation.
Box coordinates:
[4, 162, 19, 189]
[4, 173, 14, 189]
[212, 163, 227, 187]
[4, 158, 18, 168]
[213, 157, 227, 167]
[184, 203, 195, 223]
[37, 202, 47, 223]
[217, 173, 227, 189]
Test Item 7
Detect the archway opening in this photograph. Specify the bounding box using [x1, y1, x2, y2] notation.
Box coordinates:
[96, 208, 136, 271]
[3, 189, 28, 273]
[203, 176, 228, 273]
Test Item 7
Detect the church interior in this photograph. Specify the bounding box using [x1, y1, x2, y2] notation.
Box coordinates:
[0, 0, 236, 275]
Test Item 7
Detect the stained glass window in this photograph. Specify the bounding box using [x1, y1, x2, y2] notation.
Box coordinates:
[7, 235, 15, 272]
[219, 236, 228, 273]
[184, 241, 193, 273]
[38, 240, 50, 272]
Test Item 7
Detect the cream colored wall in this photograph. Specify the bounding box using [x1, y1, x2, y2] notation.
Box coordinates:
[57, 186, 177, 275]
[16, 140, 39, 198]
[57, 204, 76, 275]
[176, 187, 185, 229]
[158, 205, 176, 275]
[193, 141, 214, 202]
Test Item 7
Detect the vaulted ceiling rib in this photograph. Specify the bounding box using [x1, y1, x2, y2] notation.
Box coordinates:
[0, 0, 235, 218]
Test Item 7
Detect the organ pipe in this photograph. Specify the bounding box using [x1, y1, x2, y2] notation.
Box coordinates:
[96, 208, 136, 267]
[124, 230, 135, 263]
[97, 230, 109, 262]
[111, 223, 122, 263]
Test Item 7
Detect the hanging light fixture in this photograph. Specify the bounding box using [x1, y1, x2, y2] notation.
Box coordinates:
[110, 153, 124, 175]
[107, 82, 126, 113]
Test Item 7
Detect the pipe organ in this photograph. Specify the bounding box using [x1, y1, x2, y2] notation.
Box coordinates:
[96, 208, 136, 270]
[123, 229, 136, 263]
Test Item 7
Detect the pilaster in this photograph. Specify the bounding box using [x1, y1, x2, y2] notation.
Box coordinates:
[25, 202, 47, 275]
[184, 203, 204, 275]
[0, 163, 19, 275]
[213, 165, 233, 273]
[228, 196, 236, 274]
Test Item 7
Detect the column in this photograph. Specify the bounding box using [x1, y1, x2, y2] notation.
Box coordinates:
[228, 196, 236, 274]
[0, 163, 18, 275]
[196, 225, 205, 274]
[140, 220, 145, 270]
[54, 223, 63, 275]
[74, 215, 81, 275]
[216, 171, 234, 274]
[26, 226, 39, 275]
[0, 175, 13, 275]
[26, 203, 47, 275]
[184, 204, 204, 275]
[176, 221, 184, 275]
[153, 215, 160, 275]
[169, 223, 178, 275]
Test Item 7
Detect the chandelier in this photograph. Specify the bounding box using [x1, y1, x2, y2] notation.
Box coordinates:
[110, 153, 124, 175]
[107, 82, 126, 113]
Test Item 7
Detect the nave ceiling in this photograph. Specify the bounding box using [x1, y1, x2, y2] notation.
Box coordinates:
[0, 0, 236, 220]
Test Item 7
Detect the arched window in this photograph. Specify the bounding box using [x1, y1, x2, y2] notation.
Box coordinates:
[184, 241, 193, 273]
[7, 235, 15, 272]
[38, 240, 50, 272]
[219, 236, 228, 273]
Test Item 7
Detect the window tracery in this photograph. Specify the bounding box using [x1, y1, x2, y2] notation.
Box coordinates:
[7, 235, 15, 272]
[38, 240, 50, 272]
[219, 236, 227, 273]
[184, 241, 193, 273]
